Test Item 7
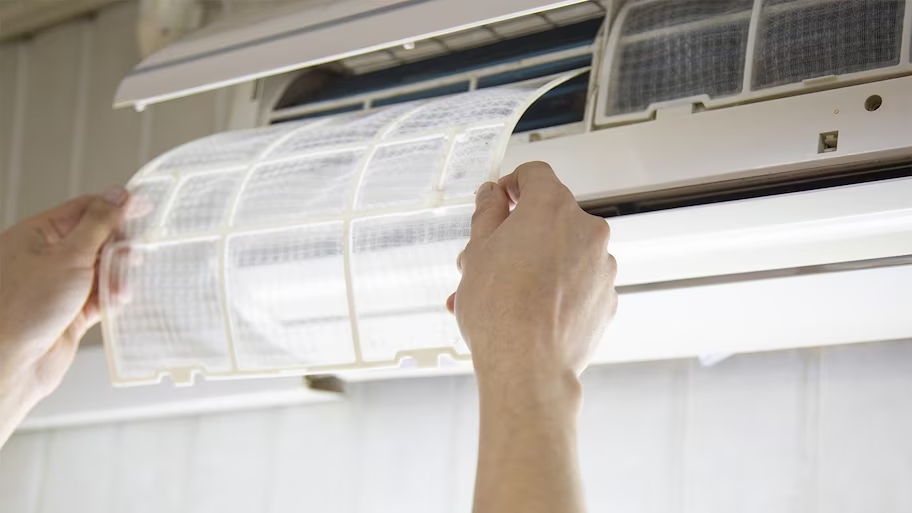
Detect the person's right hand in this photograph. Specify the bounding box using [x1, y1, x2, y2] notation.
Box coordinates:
[450, 161, 617, 513]
[448, 161, 617, 387]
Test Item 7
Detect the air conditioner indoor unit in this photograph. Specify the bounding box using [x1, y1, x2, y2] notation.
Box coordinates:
[24, 0, 912, 428]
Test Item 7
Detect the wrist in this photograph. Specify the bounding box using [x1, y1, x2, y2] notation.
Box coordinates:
[0, 343, 41, 420]
[470, 330, 583, 414]
[473, 365, 585, 513]
[476, 365, 582, 418]
[0, 371, 39, 424]
[0, 385, 36, 447]
[0, 363, 39, 404]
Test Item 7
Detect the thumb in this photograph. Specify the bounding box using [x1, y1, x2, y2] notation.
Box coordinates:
[63, 186, 128, 260]
[470, 182, 509, 242]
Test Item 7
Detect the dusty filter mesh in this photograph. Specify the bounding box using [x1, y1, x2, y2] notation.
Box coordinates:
[753, 0, 906, 89]
[99, 72, 581, 386]
[603, 0, 910, 120]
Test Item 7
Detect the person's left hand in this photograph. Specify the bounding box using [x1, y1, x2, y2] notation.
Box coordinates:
[0, 186, 129, 445]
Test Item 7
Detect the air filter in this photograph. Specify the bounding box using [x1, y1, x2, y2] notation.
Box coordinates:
[99, 72, 581, 386]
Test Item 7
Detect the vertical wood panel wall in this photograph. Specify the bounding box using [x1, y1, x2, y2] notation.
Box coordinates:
[0, 1, 231, 348]
[0, 1, 227, 230]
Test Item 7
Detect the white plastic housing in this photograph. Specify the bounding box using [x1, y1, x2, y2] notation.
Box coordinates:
[113, 0, 590, 108]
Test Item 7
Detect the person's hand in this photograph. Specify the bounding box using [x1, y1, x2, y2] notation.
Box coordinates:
[448, 161, 617, 389]
[450, 162, 617, 513]
[0, 186, 129, 444]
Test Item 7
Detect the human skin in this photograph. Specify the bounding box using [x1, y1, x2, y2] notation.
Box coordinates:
[448, 162, 618, 513]
[0, 162, 617, 513]
[0, 187, 129, 446]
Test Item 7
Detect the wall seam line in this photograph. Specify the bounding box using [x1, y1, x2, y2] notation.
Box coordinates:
[68, 20, 94, 198]
[4, 43, 29, 229]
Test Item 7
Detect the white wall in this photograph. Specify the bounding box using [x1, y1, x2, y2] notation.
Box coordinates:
[2, 341, 912, 513]
[0, 2, 231, 228]
[2, 2, 912, 513]
[0, 0, 236, 347]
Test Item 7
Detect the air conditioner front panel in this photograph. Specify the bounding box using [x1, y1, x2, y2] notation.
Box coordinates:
[506, 75, 912, 202]
[103, 0, 912, 391]
[606, 176, 912, 286]
[114, 0, 593, 108]
[501, 73, 912, 294]
[598, 263, 912, 364]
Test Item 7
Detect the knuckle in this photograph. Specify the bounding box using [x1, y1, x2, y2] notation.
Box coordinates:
[470, 207, 487, 226]
[471, 195, 500, 224]
[513, 161, 558, 187]
[591, 217, 611, 241]
[542, 188, 572, 211]
[552, 183, 578, 206]
[516, 160, 553, 174]
[606, 253, 618, 276]
[460, 243, 480, 271]
[86, 199, 117, 224]
[474, 192, 495, 210]
[474, 182, 497, 202]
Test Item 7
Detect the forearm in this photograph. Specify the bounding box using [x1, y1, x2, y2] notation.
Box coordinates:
[0, 377, 36, 448]
[0, 328, 38, 447]
[473, 369, 585, 513]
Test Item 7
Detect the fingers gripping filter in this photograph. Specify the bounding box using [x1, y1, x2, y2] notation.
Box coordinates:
[99, 72, 581, 386]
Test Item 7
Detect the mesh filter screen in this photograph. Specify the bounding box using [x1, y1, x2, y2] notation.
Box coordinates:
[753, 0, 905, 89]
[601, 0, 910, 121]
[99, 72, 582, 386]
[622, 0, 753, 35]
[610, 19, 749, 115]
